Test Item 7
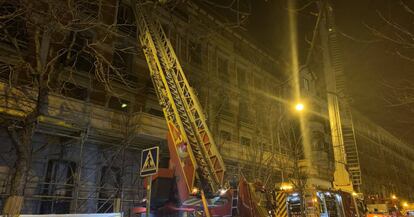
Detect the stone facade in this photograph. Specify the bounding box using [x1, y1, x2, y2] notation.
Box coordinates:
[0, 0, 350, 214]
[352, 111, 414, 201]
[0, 0, 329, 214]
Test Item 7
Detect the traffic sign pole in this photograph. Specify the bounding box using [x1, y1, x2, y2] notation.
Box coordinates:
[140, 146, 159, 217]
[146, 175, 152, 217]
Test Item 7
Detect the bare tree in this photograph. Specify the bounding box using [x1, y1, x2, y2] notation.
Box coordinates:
[367, 1, 414, 61]
[367, 1, 414, 113]
[383, 79, 414, 115]
[278, 116, 308, 216]
[0, 0, 136, 214]
[289, 134, 307, 217]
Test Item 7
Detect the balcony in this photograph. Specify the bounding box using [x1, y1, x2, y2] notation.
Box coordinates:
[0, 82, 167, 145]
[219, 140, 291, 170]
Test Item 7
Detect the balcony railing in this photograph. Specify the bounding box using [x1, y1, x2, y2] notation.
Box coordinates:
[0, 82, 167, 143]
[219, 140, 292, 170]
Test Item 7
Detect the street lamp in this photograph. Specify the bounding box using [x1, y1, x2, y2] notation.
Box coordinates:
[295, 103, 304, 111]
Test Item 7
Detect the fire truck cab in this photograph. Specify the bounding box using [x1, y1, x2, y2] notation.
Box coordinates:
[286, 190, 365, 217]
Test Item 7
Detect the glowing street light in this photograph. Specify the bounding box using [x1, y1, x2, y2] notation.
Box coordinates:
[403, 202, 408, 207]
[191, 187, 199, 195]
[392, 195, 397, 200]
[295, 103, 304, 111]
[219, 188, 228, 196]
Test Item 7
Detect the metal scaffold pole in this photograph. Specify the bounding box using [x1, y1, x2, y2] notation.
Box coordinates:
[73, 127, 89, 213]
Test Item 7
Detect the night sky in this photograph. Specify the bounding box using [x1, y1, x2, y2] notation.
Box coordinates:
[333, 0, 414, 143]
[240, 0, 414, 143]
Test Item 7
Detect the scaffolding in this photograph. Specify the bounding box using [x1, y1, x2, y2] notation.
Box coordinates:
[0, 87, 169, 214]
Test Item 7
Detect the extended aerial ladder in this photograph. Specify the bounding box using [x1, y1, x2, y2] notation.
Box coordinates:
[130, 2, 280, 216]
[319, 0, 362, 194]
[130, 0, 227, 214]
[319, 1, 365, 217]
[283, 2, 365, 217]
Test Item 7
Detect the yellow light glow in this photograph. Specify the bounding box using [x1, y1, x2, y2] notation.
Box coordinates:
[312, 197, 318, 203]
[352, 192, 358, 196]
[403, 202, 408, 207]
[295, 103, 304, 111]
[219, 188, 228, 196]
[121, 103, 128, 108]
[191, 187, 199, 195]
[392, 195, 397, 200]
[280, 183, 293, 191]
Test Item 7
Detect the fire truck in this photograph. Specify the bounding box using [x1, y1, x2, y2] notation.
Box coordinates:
[274, 188, 365, 217]
[365, 196, 409, 217]
[129, 1, 275, 216]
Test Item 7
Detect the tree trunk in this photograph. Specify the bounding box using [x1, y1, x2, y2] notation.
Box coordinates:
[3, 84, 48, 215]
[3, 122, 35, 216]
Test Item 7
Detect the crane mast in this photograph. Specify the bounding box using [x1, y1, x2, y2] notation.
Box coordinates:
[131, 1, 226, 196]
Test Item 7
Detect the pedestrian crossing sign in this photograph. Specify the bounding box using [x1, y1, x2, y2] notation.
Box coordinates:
[140, 146, 159, 177]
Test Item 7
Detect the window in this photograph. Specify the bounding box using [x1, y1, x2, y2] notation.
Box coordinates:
[40, 160, 76, 214]
[0, 3, 28, 48]
[60, 82, 88, 101]
[112, 46, 138, 87]
[169, 32, 187, 60]
[112, 48, 131, 72]
[172, 7, 189, 23]
[240, 137, 251, 146]
[64, 32, 95, 73]
[108, 96, 130, 112]
[254, 76, 262, 89]
[219, 97, 232, 117]
[98, 166, 121, 213]
[303, 78, 310, 91]
[220, 130, 232, 143]
[0, 62, 12, 83]
[237, 67, 247, 89]
[218, 57, 229, 83]
[148, 108, 164, 117]
[188, 41, 202, 65]
[117, 4, 136, 36]
[239, 99, 251, 123]
[169, 29, 178, 50]
[0, 166, 9, 194]
[179, 35, 188, 60]
[74, 0, 99, 18]
[90, 81, 106, 106]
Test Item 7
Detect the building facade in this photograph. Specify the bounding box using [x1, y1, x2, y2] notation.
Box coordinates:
[2, 0, 412, 215]
[352, 111, 414, 201]
[0, 0, 335, 214]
